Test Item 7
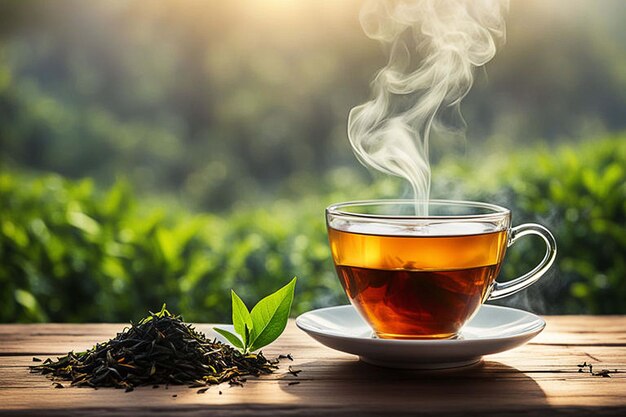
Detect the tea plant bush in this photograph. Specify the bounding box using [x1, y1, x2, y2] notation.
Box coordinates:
[0, 173, 343, 323]
[438, 135, 626, 314]
[1, 135, 625, 322]
[495, 137, 625, 314]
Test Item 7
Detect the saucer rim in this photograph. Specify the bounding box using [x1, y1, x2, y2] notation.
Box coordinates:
[295, 304, 546, 345]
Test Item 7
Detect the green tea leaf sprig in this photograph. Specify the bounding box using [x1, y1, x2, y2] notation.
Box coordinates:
[214, 277, 296, 354]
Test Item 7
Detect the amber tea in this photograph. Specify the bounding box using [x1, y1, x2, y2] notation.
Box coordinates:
[326, 200, 557, 340]
[329, 227, 507, 339]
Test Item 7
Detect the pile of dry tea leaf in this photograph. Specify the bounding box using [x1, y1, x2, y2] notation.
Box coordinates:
[30, 305, 280, 392]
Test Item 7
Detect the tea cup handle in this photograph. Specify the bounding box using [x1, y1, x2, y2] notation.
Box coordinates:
[488, 223, 557, 300]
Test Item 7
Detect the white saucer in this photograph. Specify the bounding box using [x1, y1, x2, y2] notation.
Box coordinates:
[295, 304, 545, 369]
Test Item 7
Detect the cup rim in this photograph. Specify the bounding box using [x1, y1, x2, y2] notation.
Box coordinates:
[326, 199, 510, 221]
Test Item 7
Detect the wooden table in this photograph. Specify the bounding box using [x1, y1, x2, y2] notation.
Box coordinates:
[1, 316, 625, 416]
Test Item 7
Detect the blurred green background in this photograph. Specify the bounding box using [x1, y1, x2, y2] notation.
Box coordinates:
[1, 0, 625, 322]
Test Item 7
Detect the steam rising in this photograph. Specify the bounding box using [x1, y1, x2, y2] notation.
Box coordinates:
[348, 0, 508, 215]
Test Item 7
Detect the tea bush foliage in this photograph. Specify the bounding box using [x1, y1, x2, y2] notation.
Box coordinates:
[1, 136, 625, 322]
[0, 174, 342, 323]
[445, 135, 626, 314]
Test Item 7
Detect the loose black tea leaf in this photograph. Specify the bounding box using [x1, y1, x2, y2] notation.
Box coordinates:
[279, 354, 294, 361]
[577, 362, 620, 378]
[197, 387, 209, 394]
[228, 379, 244, 387]
[592, 369, 619, 378]
[288, 381, 300, 386]
[288, 366, 302, 377]
[32, 357, 42, 362]
[30, 305, 280, 391]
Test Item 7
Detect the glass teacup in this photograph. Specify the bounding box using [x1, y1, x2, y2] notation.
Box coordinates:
[326, 200, 557, 339]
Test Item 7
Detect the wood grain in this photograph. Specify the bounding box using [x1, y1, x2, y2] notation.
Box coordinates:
[1, 317, 625, 416]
